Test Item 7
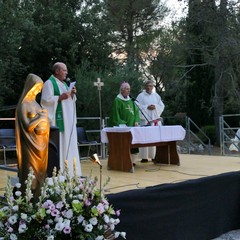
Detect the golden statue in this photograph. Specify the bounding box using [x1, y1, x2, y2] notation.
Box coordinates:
[15, 73, 50, 197]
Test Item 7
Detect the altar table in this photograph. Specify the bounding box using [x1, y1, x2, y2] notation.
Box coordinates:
[101, 126, 186, 172]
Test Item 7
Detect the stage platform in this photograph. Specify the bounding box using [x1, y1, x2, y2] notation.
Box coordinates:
[1, 154, 240, 239]
[1, 153, 240, 195]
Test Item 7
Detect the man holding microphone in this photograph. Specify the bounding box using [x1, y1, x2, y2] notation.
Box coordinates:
[41, 62, 81, 176]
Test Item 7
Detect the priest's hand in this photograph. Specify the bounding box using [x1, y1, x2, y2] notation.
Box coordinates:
[147, 104, 156, 110]
[59, 92, 70, 101]
[70, 86, 77, 97]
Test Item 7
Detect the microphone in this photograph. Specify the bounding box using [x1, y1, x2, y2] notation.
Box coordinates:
[90, 153, 102, 167]
[65, 77, 71, 86]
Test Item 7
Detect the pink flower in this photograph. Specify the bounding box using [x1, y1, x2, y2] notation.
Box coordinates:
[7, 226, 13, 233]
[97, 203, 105, 214]
[51, 209, 60, 217]
[49, 204, 56, 211]
[116, 210, 121, 216]
[63, 226, 71, 234]
[45, 224, 50, 229]
[85, 199, 91, 206]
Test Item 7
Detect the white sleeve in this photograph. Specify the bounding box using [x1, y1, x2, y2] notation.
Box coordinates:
[154, 94, 165, 116]
[40, 80, 59, 125]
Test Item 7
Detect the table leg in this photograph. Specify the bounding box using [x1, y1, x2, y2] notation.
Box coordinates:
[107, 132, 134, 172]
[154, 141, 180, 165]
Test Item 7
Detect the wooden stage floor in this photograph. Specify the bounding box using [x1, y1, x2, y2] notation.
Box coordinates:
[1, 154, 240, 196]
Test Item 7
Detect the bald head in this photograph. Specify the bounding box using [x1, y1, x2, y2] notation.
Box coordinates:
[52, 62, 68, 81]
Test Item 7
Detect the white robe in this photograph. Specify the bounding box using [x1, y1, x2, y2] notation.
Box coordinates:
[136, 90, 165, 159]
[40, 77, 81, 176]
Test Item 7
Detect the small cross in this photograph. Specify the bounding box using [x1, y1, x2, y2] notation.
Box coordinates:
[94, 78, 104, 90]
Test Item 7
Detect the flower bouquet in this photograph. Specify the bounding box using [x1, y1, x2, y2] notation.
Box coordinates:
[0, 163, 126, 240]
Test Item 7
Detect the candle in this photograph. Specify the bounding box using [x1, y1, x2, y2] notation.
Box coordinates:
[73, 157, 77, 175]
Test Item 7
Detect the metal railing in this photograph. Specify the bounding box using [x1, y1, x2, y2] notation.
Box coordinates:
[219, 114, 240, 156]
[163, 115, 212, 154]
[0, 114, 217, 171]
[185, 117, 211, 154]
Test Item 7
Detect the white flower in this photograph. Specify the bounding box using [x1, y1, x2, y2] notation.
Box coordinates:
[84, 223, 93, 232]
[47, 219, 54, 225]
[73, 186, 80, 192]
[59, 176, 65, 183]
[114, 232, 120, 238]
[47, 236, 54, 240]
[82, 220, 88, 227]
[15, 191, 22, 197]
[89, 217, 98, 226]
[109, 218, 115, 224]
[77, 215, 84, 223]
[12, 205, 19, 212]
[72, 199, 80, 204]
[63, 219, 71, 227]
[114, 218, 120, 225]
[103, 214, 109, 224]
[55, 217, 63, 223]
[9, 234, 17, 240]
[0, 206, 9, 212]
[55, 222, 65, 231]
[8, 215, 17, 225]
[55, 187, 61, 194]
[95, 236, 104, 240]
[20, 213, 28, 220]
[15, 183, 21, 189]
[65, 209, 73, 219]
[56, 201, 64, 209]
[0, 170, 124, 240]
[77, 194, 83, 200]
[18, 223, 27, 233]
[121, 232, 127, 239]
[110, 223, 115, 231]
[47, 178, 54, 186]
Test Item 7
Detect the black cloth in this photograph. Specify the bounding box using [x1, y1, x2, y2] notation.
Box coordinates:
[107, 171, 240, 240]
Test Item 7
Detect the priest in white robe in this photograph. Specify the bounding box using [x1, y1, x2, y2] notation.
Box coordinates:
[136, 80, 165, 162]
[41, 62, 81, 176]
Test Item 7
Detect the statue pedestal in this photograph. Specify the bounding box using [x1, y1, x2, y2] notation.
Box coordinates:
[47, 126, 59, 177]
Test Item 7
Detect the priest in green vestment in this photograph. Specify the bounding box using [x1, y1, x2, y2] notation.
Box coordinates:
[109, 82, 140, 127]
[109, 82, 140, 165]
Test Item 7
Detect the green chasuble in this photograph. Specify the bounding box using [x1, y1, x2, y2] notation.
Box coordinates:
[49, 75, 68, 132]
[109, 96, 140, 127]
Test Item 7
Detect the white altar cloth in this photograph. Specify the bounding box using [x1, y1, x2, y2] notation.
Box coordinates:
[101, 125, 186, 144]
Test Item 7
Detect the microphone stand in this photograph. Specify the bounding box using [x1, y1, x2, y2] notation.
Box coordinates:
[130, 96, 152, 126]
[90, 153, 102, 196]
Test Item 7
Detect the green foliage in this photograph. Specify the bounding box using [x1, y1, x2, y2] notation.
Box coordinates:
[75, 60, 142, 120]
[0, 0, 240, 132]
[104, 0, 168, 66]
[197, 125, 216, 145]
[0, 0, 29, 107]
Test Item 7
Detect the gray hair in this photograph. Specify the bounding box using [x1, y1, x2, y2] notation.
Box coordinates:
[52, 62, 64, 74]
[143, 80, 154, 87]
[119, 82, 130, 92]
